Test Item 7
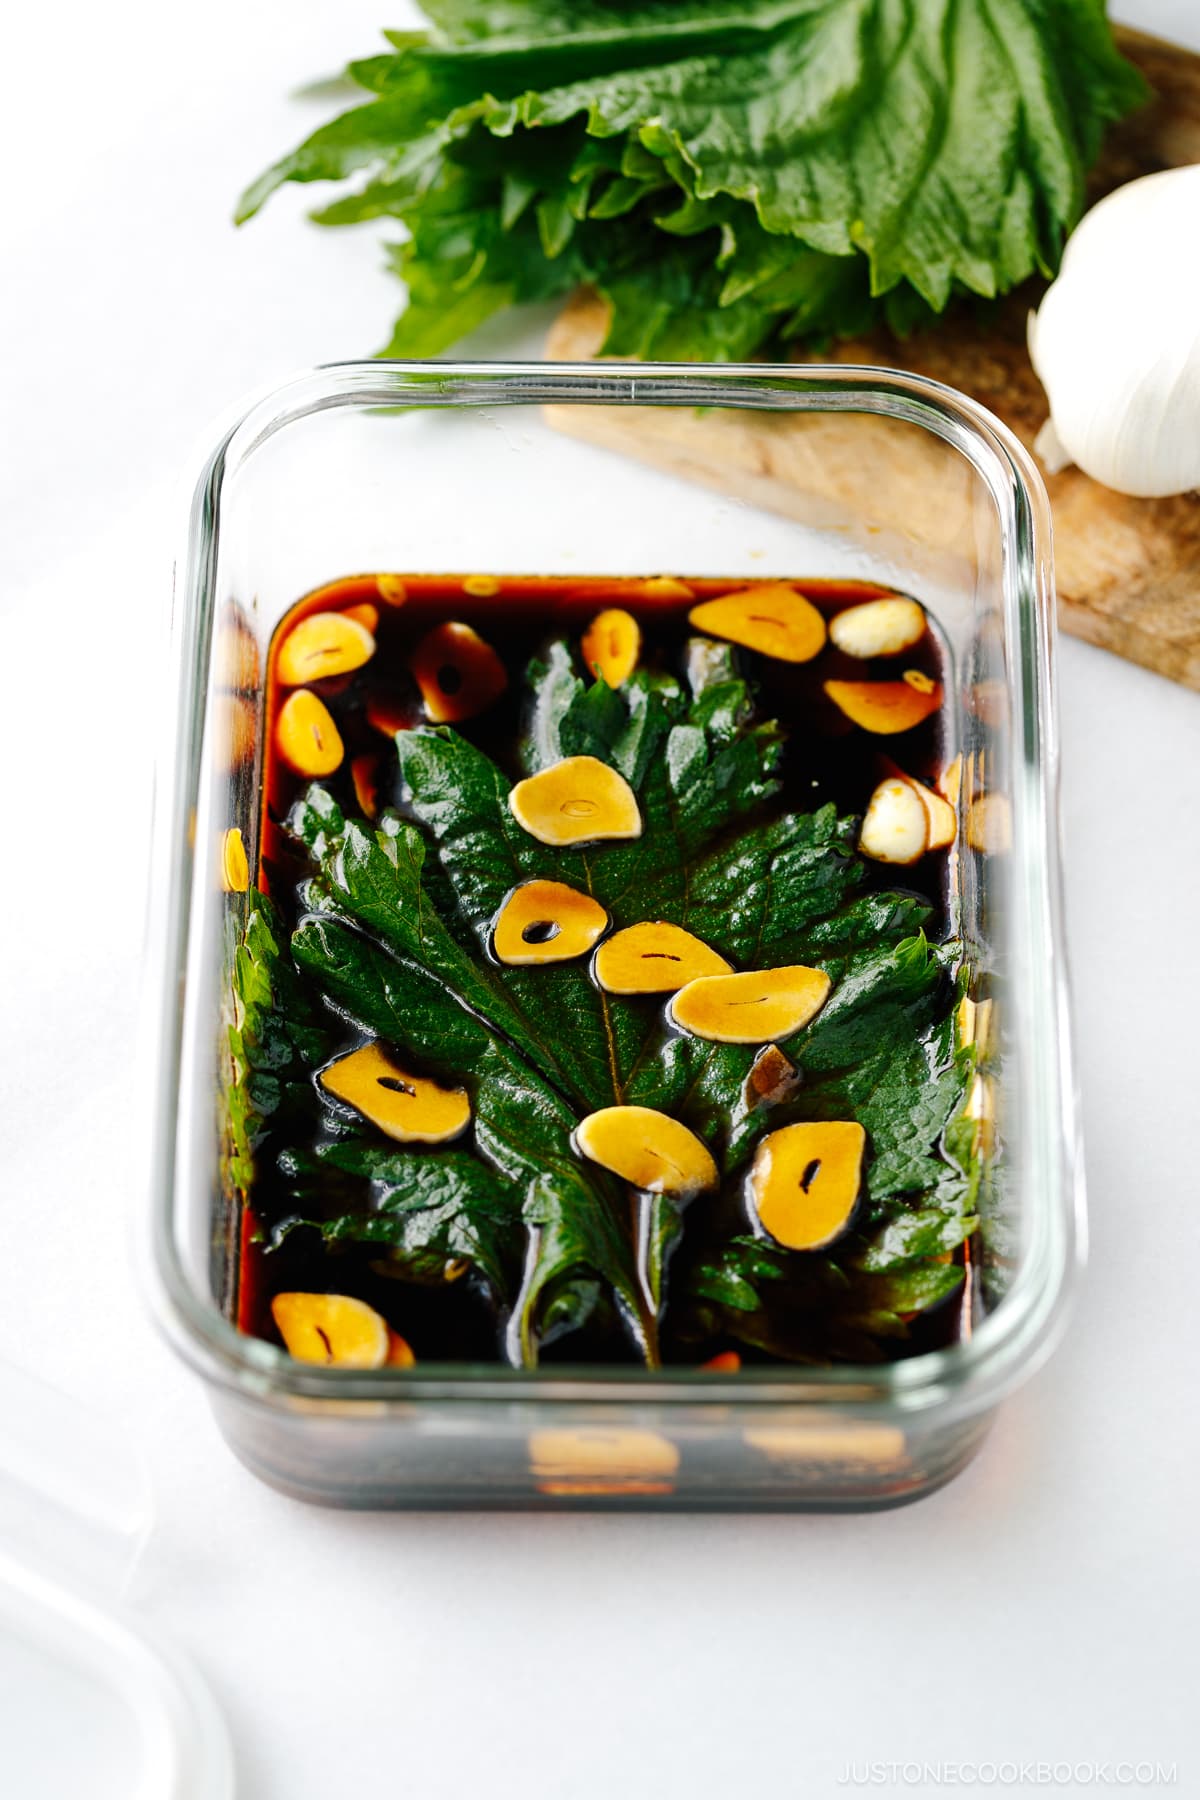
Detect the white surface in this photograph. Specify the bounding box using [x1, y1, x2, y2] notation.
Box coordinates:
[2, 3, 1199, 1796]
[0, 1364, 234, 1798]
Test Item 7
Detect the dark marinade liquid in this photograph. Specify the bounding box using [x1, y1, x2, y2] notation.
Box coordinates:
[237, 573, 965, 1367]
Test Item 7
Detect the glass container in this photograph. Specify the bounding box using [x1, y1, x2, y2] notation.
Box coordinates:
[146, 361, 1081, 1509]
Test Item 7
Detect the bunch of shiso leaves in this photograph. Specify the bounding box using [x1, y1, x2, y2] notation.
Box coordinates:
[238, 0, 1146, 360]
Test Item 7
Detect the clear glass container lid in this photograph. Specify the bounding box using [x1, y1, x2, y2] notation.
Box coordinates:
[0, 1358, 234, 1798]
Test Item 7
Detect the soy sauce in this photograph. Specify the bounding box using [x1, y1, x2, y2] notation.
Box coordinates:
[232, 572, 966, 1367]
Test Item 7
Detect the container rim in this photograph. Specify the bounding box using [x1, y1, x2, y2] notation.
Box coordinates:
[145, 358, 1082, 1427]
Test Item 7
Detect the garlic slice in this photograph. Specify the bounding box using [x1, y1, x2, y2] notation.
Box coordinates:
[1028, 165, 1200, 499]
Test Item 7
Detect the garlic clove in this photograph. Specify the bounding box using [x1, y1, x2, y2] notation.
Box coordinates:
[1028, 164, 1200, 499]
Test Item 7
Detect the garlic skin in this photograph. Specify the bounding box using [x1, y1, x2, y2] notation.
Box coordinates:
[1027, 165, 1200, 499]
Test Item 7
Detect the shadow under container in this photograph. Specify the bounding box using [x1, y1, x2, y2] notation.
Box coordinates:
[148, 361, 1081, 1510]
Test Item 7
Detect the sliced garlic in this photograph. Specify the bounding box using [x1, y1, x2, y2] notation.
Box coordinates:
[277, 612, 375, 686]
[641, 577, 694, 600]
[492, 879, 609, 965]
[593, 921, 730, 994]
[829, 597, 926, 659]
[582, 609, 641, 687]
[409, 621, 507, 724]
[824, 677, 942, 735]
[350, 753, 381, 819]
[214, 694, 255, 772]
[221, 827, 250, 894]
[859, 778, 928, 865]
[271, 1293, 390, 1368]
[376, 574, 408, 607]
[966, 791, 1012, 855]
[276, 690, 344, 776]
[938, 754, 964, 809]
[529, 1427, 679, 1496]
[689, 583, 826, 663]
[344, 601, 380, 635]
[915, 781, 956, 850]
[750, 1121, 865, 1251]
[509, 756, 641, 846]
[214, 608, 260, 692]
[965, 1072, 997, 1155]
[957, 994, 995, 1057]
[574, 1105, 718, 1197]
[669, 966, 831, 1044]
[365, 691, 413, 738]
[320, 1041, 470, 1144]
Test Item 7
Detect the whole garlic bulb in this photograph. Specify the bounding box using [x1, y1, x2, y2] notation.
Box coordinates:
[1027, 164, 1200, 498]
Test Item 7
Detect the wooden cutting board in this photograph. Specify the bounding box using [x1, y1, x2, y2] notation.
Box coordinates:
[545, 28, 1200, 689]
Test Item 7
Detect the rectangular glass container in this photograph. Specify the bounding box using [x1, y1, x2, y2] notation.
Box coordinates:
[147, 361, 1081, 1510]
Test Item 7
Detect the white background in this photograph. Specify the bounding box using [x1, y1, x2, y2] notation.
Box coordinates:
[2, 3, 1199, 1796]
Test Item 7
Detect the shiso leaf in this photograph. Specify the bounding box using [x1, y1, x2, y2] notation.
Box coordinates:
[234, 630, 980, 1367]
[237, 0, 1147, 359]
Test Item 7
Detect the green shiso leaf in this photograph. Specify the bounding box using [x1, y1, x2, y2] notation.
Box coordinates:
[237, 0, 1146, 358]
[227, 894, 334, 1192]
[230, 626, 981, 1369]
